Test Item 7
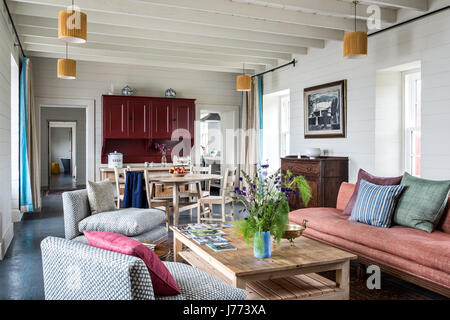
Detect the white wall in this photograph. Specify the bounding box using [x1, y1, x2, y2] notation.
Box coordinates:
[50, 127, 71, 169]
[0, 2, 20, 259]
[263, 9, 450, 182]
[32, 57, 241, 181]
[40, 107, 86, 186]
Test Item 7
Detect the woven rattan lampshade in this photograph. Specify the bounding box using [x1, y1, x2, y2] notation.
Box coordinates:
[57, 58, 76, 80]
[236, 75, 251, 92]
[58, 8, 87, 44]
[344, 31, 368, 59]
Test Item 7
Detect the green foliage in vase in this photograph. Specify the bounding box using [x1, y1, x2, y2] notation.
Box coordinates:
[232, 164, 312, 254]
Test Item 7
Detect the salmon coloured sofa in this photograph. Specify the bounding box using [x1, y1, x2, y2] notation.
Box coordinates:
[289, 182, 450, 297]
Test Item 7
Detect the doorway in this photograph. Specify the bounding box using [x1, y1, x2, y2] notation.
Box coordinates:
[48, 122, 77, 191]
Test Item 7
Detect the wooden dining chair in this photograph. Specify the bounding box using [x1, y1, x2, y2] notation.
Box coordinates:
[113, 167, 130, 209]
[197, 168, 237, 224]
[186, 165, 212, 219]
[144, 169, 172, 231]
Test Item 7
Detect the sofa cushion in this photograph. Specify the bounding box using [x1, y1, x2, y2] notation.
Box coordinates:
[342, 169, 402, 216]
[79, 208, 166, 236]
[394, 173, 450, 233]
[349, 180, 404, 228]
[290, 208, 450, 274]
[438, 198, 450, 234]
[84, 231, 180, 296]
[87, 180, 116, 214]
[336, 183, 356, 211]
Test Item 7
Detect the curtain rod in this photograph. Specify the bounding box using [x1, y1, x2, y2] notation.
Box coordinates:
[369, 5, 450, 37]
[3, 0, 26, 58]
[252, 59, 296, 78]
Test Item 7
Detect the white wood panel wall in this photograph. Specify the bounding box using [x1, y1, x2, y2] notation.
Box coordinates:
[263, 9, 450, 182]
[0, 2, 20, 259]
[32, 57, 241, 180]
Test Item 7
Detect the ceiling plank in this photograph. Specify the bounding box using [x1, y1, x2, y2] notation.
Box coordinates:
[232, 0, 397, 23]
[13, 15, 312, 56]
[26, 50, 262, 74]
[25, 44, 266, 73]
[21, 35, 279, 66]
[362, 0, 428, 11]
[17, 25, 294, 61]
[9, 0, 344, 40]
[10, 7, 325, 49]
[131, 0, 366, 31]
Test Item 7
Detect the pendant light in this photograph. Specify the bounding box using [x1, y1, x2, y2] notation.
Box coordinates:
[58, 0, 87, 44]
[236, 63, 252, 92]
[58, 43, 76, 80]
[343, 1, 368, 59]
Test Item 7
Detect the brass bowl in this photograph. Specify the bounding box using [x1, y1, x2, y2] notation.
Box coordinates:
[282, 221, 308, 246]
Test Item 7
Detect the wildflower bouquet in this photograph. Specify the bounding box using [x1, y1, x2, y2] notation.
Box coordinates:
[233, 164, 311, 256]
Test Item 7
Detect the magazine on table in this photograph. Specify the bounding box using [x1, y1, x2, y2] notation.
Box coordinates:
[207, 243, 237, 252]
[188, 229, 227, 237]
[206, 223, 235, 229]
[192, 235, 229, 245]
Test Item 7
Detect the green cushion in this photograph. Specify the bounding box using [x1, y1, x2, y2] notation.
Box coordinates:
[393, 173, 450, 233]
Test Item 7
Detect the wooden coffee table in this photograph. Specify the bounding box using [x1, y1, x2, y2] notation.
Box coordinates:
[171, 227, 357, 300]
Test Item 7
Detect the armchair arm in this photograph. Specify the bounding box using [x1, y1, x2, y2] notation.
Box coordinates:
[41, 237, 155, 300]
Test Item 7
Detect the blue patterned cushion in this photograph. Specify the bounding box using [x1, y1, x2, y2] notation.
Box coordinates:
[349, 180, 405, 228]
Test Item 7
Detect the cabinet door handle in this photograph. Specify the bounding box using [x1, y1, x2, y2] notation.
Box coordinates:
[307, 167, 313, 172]
[144, 105, 147, 133]
[121, 104, 124, 132]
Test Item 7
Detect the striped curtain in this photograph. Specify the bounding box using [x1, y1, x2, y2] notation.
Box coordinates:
[19, 58, 40, 212]
[240, 76, 263, 178]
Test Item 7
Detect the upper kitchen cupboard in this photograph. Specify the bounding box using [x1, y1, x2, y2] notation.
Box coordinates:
[101, 95, 196, 164]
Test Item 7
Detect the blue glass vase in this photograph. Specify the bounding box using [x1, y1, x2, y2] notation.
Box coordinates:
[254, 232, 272, 259]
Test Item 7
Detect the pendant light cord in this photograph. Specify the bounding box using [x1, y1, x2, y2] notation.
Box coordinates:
[354, 0, 358, 32]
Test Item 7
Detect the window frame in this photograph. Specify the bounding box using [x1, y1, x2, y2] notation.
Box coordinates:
[402, 69, 422, 177]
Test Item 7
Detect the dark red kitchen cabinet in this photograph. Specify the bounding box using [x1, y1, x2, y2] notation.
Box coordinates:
[103, 96, 128, 139]
[172, 101, 195, 139]
[128, 99, 151, 139]
[102, 95, 196, 164]
[151, 100, 172, 139]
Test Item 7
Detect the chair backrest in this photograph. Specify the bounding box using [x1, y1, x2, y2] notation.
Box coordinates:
[222, 168, 238, 198]
[143, 169, 155, 206]
[62, 189, 91, 240]
[41, 237, 155, 300]
[190, 165, 212, 192]
[113, 167, 129, 198]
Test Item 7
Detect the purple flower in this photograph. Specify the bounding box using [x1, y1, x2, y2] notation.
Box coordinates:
[262, 164, 269, 169]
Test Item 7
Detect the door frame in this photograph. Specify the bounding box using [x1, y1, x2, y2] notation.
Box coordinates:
[37, 97, 96, 188]
[48, 121, 77, 189]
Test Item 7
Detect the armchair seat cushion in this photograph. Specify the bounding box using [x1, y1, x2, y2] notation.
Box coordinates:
[78, 208, 166, 236]
[74, 225, 167, 244]
[156, 262, 246, 300]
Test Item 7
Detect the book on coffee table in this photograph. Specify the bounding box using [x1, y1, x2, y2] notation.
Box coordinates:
[207, 243, 237, 252]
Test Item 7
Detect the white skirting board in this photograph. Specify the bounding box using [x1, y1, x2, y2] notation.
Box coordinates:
[12, 209, 23, 223]
[0, 223, 14, 260]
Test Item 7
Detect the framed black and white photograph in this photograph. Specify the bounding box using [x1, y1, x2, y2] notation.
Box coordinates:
[304, 80, 347, 139]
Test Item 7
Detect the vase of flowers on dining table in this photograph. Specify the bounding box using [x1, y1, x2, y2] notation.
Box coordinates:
[154, 143, 171, 165]
[233, 164, 312, 259]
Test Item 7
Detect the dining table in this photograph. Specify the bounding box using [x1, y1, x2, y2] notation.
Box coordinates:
[151, 173, 223, 226]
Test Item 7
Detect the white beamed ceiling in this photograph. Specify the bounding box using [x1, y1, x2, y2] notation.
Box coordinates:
[7, 0, 433, 73]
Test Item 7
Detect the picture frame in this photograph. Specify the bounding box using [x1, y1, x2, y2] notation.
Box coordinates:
[304, 80, 347, 139]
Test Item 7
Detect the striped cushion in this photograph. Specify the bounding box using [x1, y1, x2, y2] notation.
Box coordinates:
[349, 180, 405, 228]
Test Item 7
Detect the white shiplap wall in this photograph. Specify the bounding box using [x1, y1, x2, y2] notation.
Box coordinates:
[32, 57, 241, 180]
[0, 2, 20, 258]
[263, 9, 450, 182]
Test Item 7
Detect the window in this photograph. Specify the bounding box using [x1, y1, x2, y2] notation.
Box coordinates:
[403, 71, 422, 177]
[262, 91, 290, 170]
[280, 95, 290, 157]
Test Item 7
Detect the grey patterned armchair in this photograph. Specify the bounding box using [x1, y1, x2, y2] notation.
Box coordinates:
[62, 190, 167, 243]
[41, 237, 246, 300]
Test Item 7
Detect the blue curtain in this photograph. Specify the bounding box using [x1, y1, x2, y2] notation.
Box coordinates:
[19, 58, 33, 212]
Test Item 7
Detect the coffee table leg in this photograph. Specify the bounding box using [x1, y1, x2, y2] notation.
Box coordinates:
[336, 261, 350, 299]
[173, 183, 180, 226]
[173, 235, 183, 263]
[232, 276, 247, 290]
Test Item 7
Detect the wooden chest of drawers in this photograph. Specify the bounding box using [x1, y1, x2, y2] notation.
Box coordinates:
[281, 157, 349, 210]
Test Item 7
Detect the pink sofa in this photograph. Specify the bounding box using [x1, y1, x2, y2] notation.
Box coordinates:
[289, 182, 450, 297]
